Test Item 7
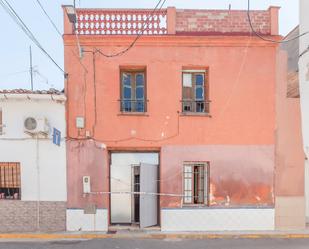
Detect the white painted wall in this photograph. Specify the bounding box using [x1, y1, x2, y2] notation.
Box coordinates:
[66, 209, 108, 232]
[0, 94, 67, 201]
[305, 160, 309, 223]
[299, 0, 309, 221]
[161, 208, 275, 231]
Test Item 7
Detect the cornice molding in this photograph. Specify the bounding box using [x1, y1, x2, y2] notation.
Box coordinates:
[63, 35, 280, 47]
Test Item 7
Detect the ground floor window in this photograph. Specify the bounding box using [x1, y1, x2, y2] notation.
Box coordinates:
[0, 162, 21, 200]
[183, 162, 209, 205]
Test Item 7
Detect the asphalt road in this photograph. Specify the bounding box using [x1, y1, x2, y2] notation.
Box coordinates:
[0, 238, 309, 249]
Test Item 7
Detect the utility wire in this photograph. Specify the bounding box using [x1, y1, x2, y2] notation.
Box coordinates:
[73, 0, 169, 140]
[247, 0, 309, 44]
[94, 0, 167, 58]
[35, 0, 62, 37]
[33, 68, 55, 88]
[0, 0, 66, 76]
[0, 69, 30, 78]
[299, 45, 309, 58]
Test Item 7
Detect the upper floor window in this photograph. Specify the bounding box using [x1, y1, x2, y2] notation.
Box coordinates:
[120, 70, 146, 113]
[0, 162, 21, 200]
[183, 162, 209, 205]
[182, 70, 209, 113]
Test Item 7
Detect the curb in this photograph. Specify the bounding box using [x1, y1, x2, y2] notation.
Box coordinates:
[1, 233, 309, 240]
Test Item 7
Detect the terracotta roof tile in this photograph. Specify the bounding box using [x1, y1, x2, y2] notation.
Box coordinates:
[0, 88, 63, 95]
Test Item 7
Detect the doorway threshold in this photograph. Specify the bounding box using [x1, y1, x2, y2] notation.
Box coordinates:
[108, 224, 161, 233]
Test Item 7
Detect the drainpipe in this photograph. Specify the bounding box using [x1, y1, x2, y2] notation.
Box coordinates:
[36, 136, 41, 231]
[305, 147, 309, 223]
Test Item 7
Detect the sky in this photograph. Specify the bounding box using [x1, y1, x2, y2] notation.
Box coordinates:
[0, 0, 299, 90]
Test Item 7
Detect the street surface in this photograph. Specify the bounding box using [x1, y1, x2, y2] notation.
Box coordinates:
[0, 238, 309, 249]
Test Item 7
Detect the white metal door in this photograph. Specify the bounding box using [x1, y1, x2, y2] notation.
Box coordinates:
[110, 163, 132, 223]
[110, 153, 159, 224]
[140, 163, 158, 228]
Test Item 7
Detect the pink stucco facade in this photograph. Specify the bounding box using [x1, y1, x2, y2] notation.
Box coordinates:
[66, 140, 109, 209]
[63, 6, 304, 230]
[65, 35, 278, 207]
[274, 51, 305, 229]
[160, 145, 274, 208]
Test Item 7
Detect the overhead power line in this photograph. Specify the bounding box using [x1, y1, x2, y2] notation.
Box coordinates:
[33, 68, 55, 88]
[94, 0, 168, 58]
[299, 45, 309, 58]
[35, 0, 62, 37]
[0, 69, 29, 78]
[247, 0, 309, 44]
[0, 0, 66, 76]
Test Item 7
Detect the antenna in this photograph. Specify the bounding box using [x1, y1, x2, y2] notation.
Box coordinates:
[29, 46, 34, 91]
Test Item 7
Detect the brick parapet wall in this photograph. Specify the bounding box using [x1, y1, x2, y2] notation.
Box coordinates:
[175, 9, 272, 35]
[0, 201, 66, 232]
[63, 6, 279, 36]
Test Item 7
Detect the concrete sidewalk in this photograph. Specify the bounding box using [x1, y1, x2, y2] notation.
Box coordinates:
[1, 229, 309, 240]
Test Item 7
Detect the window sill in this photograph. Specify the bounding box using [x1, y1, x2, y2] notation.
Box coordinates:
[118, 112, 149, 117]
[180, 112, 212, 117]
[0, 199, 21, 201]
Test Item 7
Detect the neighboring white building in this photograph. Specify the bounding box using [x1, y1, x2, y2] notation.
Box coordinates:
[0, 89, 67, 232]
[299, 0, 309, 222]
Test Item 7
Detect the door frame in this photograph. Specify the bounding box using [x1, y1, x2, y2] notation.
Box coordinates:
[108, 149, 161, 227]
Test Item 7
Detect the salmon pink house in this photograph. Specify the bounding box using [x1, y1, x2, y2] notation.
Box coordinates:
[63, 5, 305, 231]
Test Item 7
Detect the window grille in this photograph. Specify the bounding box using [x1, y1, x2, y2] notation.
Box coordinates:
[183, 162, 209, 205]
[120, 70, 147, 113]
[182, 71, 210, 113]
[0, 163, 21, 200]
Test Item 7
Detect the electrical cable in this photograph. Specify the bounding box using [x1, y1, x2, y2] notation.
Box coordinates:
[92, 51, 97, 135]
[247, 0, 309, 44]
[66, 110, 180, 143]
[87, 191, 186, 198]
[299, 45, 309, 58]
[71, 0, 170, 142]
[35, 0, 62, 37]
[33, 69, 55, 88]
[0, 0, 66, 76]
[0, 69, 30, 78]
[94, 0, 167, 58]
[70, 0, 169, 141]
[73, 0, 83, 59]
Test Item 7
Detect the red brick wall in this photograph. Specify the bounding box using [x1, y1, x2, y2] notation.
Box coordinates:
[176, 10, 271, 34]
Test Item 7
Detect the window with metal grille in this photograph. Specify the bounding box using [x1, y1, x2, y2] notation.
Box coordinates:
[0, 163, 21, 200]
[182, 70, 210, 113]
[183, 162, 209, 205]
[120, 70, 147, 113]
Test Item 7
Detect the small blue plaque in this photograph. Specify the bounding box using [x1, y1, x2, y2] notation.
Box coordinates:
[53, 128, 61, 146]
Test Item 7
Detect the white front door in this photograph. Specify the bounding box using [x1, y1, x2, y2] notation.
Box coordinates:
[140, 163, 158, 228]
[110, 163, 132, 223]
[110, 153, 159, 225]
